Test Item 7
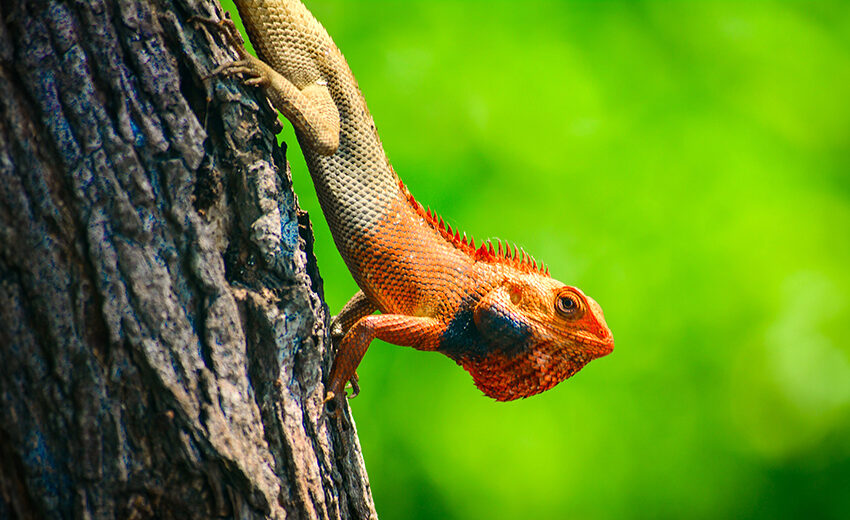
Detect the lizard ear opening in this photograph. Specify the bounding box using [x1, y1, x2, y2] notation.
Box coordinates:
[508, 283, 523, 305]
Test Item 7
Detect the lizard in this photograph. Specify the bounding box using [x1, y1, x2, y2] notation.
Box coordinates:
[202, 0, 614, 405]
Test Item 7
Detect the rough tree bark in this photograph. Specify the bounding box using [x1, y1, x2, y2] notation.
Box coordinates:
[0, 0, 377, 518]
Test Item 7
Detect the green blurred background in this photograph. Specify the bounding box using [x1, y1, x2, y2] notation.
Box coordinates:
[221, 1, 850, 518]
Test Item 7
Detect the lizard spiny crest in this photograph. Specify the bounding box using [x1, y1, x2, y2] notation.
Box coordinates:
[399, 180, 550, 276]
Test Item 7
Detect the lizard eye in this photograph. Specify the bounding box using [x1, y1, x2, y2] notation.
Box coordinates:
[555, 293, 584, 320]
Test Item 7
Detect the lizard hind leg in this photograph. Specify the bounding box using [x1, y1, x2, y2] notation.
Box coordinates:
[330, 291, 378, 399]
[324, 315, 443, 406]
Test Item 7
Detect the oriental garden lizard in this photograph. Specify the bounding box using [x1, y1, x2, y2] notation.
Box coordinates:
[201, 0, 614, 405]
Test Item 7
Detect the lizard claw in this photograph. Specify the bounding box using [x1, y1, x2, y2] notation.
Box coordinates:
[347, 372, 360, 399]
[323, 371, 359, 404]
[193, 15, 266, 83]
[207, 58, 269, 85]
[321, 375, 359, 412]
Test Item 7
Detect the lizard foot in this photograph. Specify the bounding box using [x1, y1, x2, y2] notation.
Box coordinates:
[328, 317, 360, 399]
[209, 57, 272, 87]
[347, 372, 360, 399]
[321, 372, 359, 405]
[191, 15, 276, 85]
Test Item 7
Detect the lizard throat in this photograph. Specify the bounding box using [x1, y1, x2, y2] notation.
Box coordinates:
[459, 344, 597, 401]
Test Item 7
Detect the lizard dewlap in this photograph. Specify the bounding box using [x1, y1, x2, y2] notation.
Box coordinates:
[210, 0, 614, 404]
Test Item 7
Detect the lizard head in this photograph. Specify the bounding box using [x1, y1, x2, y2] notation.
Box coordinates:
[462, 273, 614, 401]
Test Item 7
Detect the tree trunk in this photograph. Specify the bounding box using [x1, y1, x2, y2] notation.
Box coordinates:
[0, 0, 376, 518]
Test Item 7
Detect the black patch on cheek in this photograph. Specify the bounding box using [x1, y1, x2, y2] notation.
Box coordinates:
[438, 300, 532, 361]
[474, 303, 533, 357]
[438, 305, 490, 361]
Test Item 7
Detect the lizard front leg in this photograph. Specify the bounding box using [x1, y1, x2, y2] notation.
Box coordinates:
[197, 17, 340, 155]
[325, 315, 443, 404]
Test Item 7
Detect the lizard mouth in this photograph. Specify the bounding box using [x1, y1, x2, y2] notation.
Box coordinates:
[566, 331, 614, 356]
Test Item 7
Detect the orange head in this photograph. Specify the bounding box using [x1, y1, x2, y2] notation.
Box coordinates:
[460, 273, 613, 401]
